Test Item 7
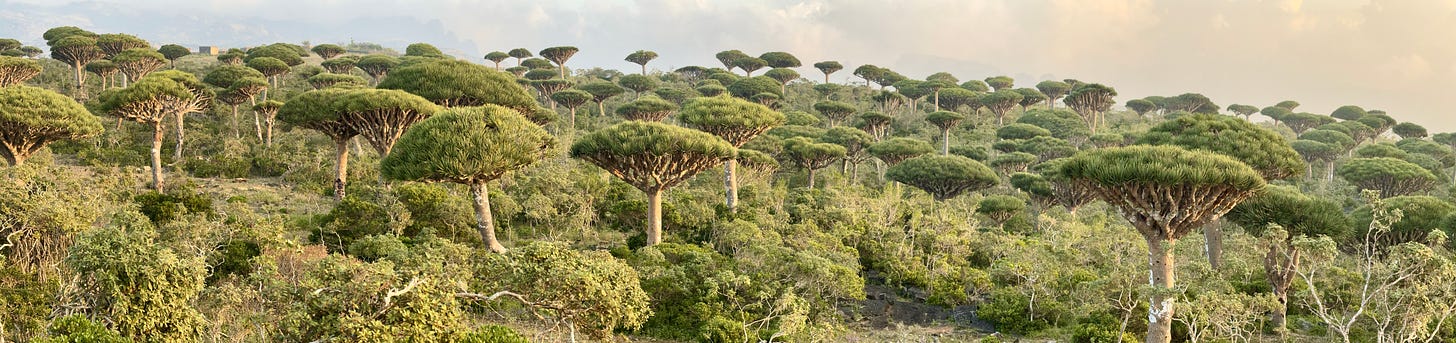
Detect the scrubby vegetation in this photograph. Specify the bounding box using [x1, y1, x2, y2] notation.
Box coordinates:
[1, 24, 1455, 343]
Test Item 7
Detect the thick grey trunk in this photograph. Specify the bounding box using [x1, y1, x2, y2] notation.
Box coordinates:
[1145, 236, 1176, 343]
[471, 182, 507, 253]
[173, 112, 186, 161]
[646, 189, 663, 246]
[724, 160, 738, 212]
[1205, 225, 1223, 270]
[333, 139, 349, 201]
[230, 105, 241, 139]
[150, 122, 165, 191]
[941, 128, 951, 155]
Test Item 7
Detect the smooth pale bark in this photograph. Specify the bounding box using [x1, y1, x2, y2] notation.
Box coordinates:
[173, 112, 186, 161]
[470, 182, 507, 253]
[71, 63, 86, 99]
[1145, 236, 1176, 343]
[229, 105, 241, 138]
[333, 139, 348, 201]
[1204, 225, 1223, 270]
[264, 116, 275, 147]
[149, 122, 165, 191]
[646, 189, 663, 246]
[597, 101, 606, 119]
[253, 112, 263, 141]
[807, 168, 817, 189]
[724, 160, 738, 212]
[940, 128, 952, 155]
[569, 107, 577, 130]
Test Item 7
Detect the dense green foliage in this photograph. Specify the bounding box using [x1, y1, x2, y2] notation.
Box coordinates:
[887, 155, 997, 200]
[377, 60, 535, 112]
[3, 27, 1456, 343]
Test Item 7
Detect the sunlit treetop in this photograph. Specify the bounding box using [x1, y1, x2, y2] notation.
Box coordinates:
[0, 56, 42, 87]
[95, 33, 149, 57]
[381, 105, 555, 184]
[311, 44, 347, 60]
[404, 43, 445, 58]
[1137, 113, 1305, 180]
[245, 44, 304, 66]
[678, 95, 785, 147]
[758, 51, 801, 68]
[887, 155, 998, 201]
[376, 59, 535, 113]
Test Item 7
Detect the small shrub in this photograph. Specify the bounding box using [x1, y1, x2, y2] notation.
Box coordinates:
[134, 184, 214, 224]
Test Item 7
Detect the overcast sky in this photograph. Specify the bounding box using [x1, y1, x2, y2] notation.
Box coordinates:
[4, 0, 1455, 132]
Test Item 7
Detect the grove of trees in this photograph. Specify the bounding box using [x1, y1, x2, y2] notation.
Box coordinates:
[0, 27, 1454, 343]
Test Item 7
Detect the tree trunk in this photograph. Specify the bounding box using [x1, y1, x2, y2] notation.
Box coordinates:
[72, 64, 86, 100]
[1271, 288, 1289, 331]
[230, 105, 241, 139]
[941, 128, 951, 155]
[1118, 307, 1132, 343]
[641, 64, 647, 75]
[2, 148, 20, 166]
[150, 122, 165, 191]
[173, 111, 186, 161]
[264, 116, 275, 147]
[724, 159, 738, 213]
[568, 107, 577, 131]
[646, 189, 663, 246]
[1266, 241, 1299, 332]
[1145, 236, 1176, 343]
[597, 101, 606, 119]
[471, 182, 507, 253]
[333, 139, 349, 201]
[1204, 225, 1223, 270]
[807, 168, 817, 189]
[253, 111, 263, 141]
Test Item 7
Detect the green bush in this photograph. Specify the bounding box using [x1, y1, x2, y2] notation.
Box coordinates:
[393, 183, 478, 245]
[310, 193, 403, 252]
[133, 184, 214, 224]
[1072, 312, 1139, 343]
[33, 315, 131, 343]
[476, 242, 652, 340]
[0, 264, 57, 341]
[65, 227, 206, 342]
[978, 288, 1054, 335]
[208, 239, 260, 282]
[346, 234, 408, 262]
[180, 154, 251, 178]
[458, 325, 528, 343]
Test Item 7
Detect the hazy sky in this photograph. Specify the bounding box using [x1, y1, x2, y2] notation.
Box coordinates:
[4, 0, 1455, 131]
